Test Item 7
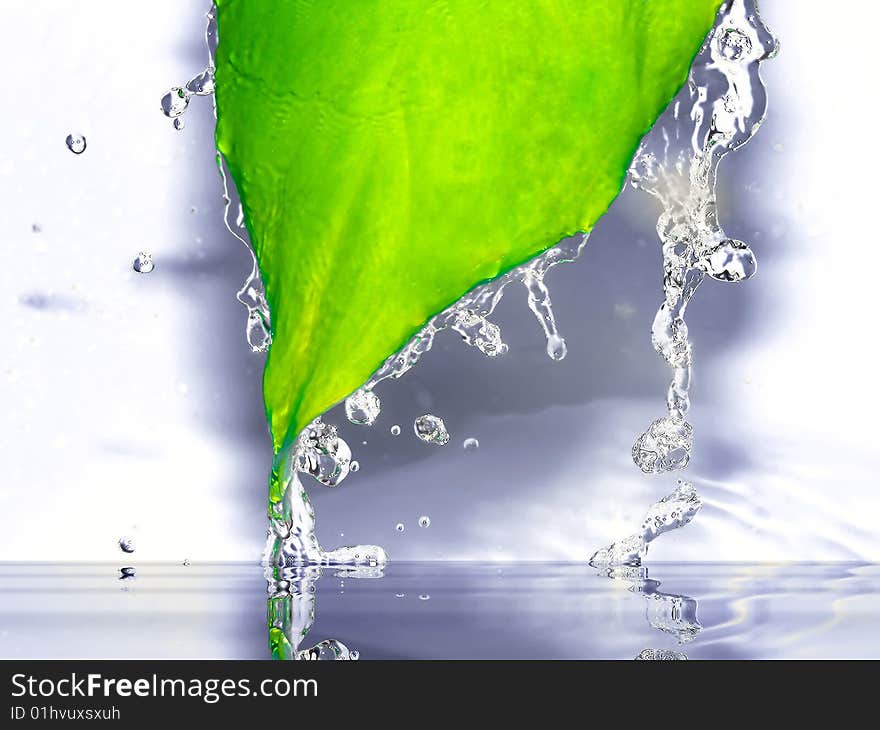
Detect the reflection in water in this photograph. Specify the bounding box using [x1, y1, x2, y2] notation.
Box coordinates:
[635, 648, 687, 661]
[266, 566, 381, 660]
[266, 559, 701, 660]
[600, 564, 702, 660]
[2, 563, 880, 658]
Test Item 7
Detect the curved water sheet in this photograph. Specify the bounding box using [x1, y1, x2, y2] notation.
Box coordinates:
[166, 2, 776, 566]
[213, 0, 723, 457]
[206, 0, 727, 564]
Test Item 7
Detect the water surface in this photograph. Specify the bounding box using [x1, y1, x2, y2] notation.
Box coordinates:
[1, 562, 877, 659]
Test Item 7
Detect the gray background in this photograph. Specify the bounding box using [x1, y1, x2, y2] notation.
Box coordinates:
[1, 1, 877, 563]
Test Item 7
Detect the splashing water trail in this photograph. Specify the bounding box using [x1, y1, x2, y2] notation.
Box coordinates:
[628, 0, 777, 473]
[590, 480, 703, 567]
[161, 5, 273, 354]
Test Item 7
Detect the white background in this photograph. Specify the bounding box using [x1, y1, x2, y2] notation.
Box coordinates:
[1, 1, 877, 563]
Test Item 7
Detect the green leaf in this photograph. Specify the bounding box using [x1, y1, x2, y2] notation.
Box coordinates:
[214, 0, 721, 455]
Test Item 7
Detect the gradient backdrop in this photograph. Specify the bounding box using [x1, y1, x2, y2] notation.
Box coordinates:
[1, 1, 877, 564]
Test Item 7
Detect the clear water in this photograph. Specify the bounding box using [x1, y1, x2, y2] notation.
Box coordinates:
[3, 562, 879, 659]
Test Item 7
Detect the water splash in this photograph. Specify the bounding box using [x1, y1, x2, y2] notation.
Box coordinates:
[161, 5, 272, 354]
[628, 0, 777, 471]
[365, 234, 586, 391]
[264, 455, 387, 569]
[590, 480, 702, 567]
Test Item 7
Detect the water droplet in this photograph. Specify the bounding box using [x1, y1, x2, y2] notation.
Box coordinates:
[185, 67, 215, 96]
[395, 593, 405, 598]
[133, 252, 154, 273]
[173, 117, 185, 131]
[65, 133, 86, 154]
[160, 87, 190, 118]
[31, 223, 41, 234]
[717, 27, 752, 62]
[413, 414, 449, 445]
[182, 559, 191, 566]
[395, 523, 405, 532]
[703, 239, 757, 282]
[118, 537, 135, 554]
[119, 567, 136, 580]
[418, 594, 430, 601]
[390, 425, 401, 436]
[418, 515, 431, 528]
[350, 460, 360, 472]
[345, 388, 380, 425]
[546, 334, 567, 360]
[463, 437, 479, 451]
